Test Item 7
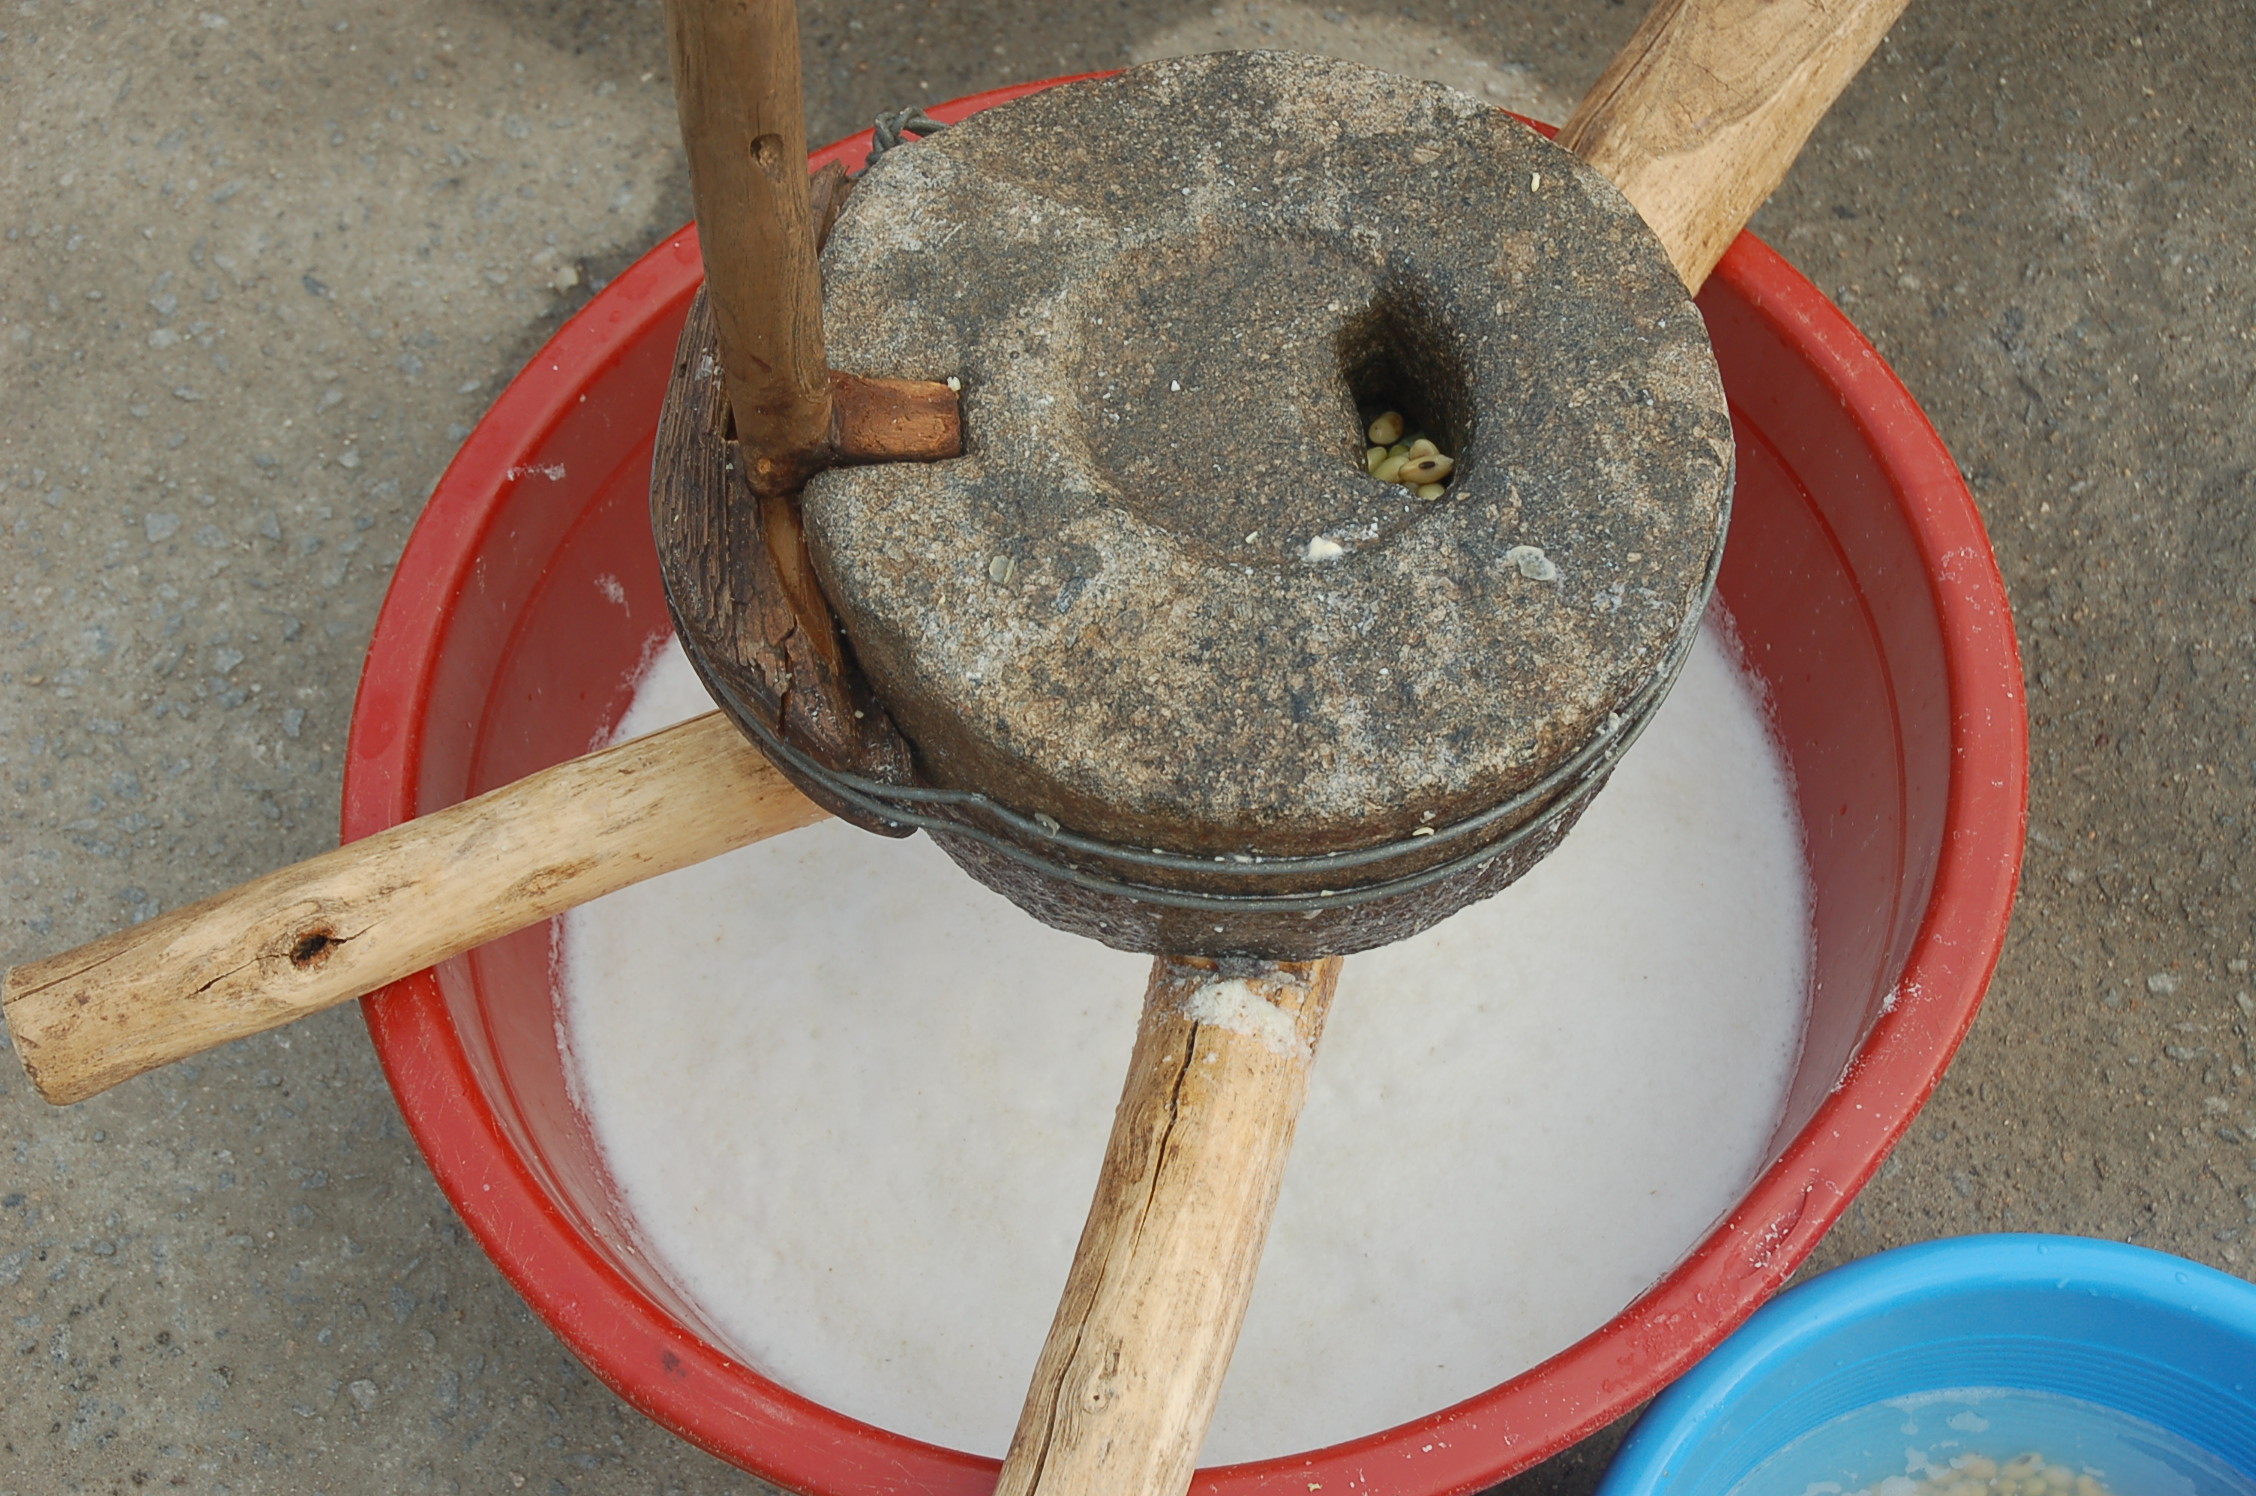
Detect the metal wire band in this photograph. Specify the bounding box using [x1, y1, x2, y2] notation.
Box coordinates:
[707, 592, 1709, 917]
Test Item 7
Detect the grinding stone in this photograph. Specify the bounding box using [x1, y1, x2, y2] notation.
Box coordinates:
[804, 52, 1732, 952]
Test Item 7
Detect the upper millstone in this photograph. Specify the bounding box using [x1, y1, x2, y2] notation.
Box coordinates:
[807, 51, 1732, 861]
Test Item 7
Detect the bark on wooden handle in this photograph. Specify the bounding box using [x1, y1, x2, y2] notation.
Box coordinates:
[664, 0, 834, 494]
[2, 712, 823, 1106]
[997, 954, 1343, 1496]
[1557, 0, 1910, 292]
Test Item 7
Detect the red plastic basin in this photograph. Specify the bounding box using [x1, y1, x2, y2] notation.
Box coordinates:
[345, 80, 2027, 1496]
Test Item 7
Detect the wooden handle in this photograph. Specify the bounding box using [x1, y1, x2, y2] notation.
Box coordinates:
[663, 0, 833, 494]
[998, 954, 1343, 1496]
[1557, 0, 1909, 292]
[2, 712, 823, 1106]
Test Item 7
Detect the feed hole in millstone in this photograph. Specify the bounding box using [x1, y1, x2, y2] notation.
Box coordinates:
[1340, 284, 1471, 498]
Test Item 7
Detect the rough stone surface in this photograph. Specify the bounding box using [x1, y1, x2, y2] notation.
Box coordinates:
[810, 52, 1730, 860]
[4, 3, 2255, 1493]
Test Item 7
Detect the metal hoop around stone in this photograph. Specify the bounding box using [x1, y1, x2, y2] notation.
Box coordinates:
[691, 569, 1711, 919]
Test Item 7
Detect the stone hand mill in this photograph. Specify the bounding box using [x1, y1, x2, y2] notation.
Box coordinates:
[6, 2, 1908, 1491]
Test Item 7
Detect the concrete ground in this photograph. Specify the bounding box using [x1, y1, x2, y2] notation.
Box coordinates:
[2, 0, 2252, 1491]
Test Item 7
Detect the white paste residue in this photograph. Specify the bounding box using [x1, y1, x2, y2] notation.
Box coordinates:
[559, 620, 1812, 1464]
[1505, 543, 1559, 581]
[1179, 976, 1310, 1060]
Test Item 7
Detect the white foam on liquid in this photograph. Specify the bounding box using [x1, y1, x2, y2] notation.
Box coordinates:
[558, 619, 1812, 1464]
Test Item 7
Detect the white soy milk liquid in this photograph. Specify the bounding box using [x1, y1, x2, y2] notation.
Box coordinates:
[560, 619, 1811, 1464]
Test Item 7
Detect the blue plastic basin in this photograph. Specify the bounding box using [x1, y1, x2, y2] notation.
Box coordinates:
[1599, 1234, 2256, 1496]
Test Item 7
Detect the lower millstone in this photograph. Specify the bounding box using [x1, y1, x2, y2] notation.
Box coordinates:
[802, 51, 1733, 955]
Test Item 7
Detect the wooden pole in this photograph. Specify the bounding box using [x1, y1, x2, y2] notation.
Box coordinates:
[2, 714, 825, 1106]
[663, 0, 835, 494]
[1557, 0, 1911, 294]
[995, 956, 1342, 1496]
